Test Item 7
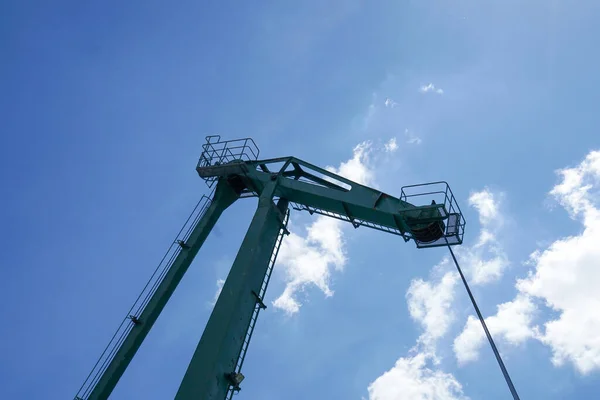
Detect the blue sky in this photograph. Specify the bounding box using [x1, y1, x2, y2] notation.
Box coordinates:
[2, 1, 600, 399]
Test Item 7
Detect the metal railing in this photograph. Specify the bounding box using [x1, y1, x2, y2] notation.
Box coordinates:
[197, 136, 260, 188]
[74, 192, 214, 400]
[400, 181, 466, 248]
[289, 202, 411, 241]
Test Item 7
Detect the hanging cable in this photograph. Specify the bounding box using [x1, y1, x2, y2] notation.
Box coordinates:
[447, 245, 521, 400]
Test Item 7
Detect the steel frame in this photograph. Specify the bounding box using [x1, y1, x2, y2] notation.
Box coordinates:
[75, 136, 465, 400]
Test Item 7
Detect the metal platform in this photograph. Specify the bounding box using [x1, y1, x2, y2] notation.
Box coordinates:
[400, 181, 465, 248]
[196, 135, 260, 188]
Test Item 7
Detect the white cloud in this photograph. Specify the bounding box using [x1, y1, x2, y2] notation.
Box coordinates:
[384, 97, 398, 108]
[469, 190, 501, 226]
[367, 353, 468, 400]
[209, 279, 225, 306]
[458, 238, 508, 286]
[271, 285, 302, 314]
[407, 266, 458, 351]
[450, 189, 520, 364]
[549, 151, 600, 217]
[384, 137, 398, 153]
[273, 142, 373, 314]
[454, 295, 536, 364]
[329, 141, 375, 186]
[419, 83, 444, 94]
[368, 261, 465, 399]
[404, 129, 422, 145]
[453, 189, 508, 285]
[454, 150, 600, 375]
[368, 186, 513, 399]
[273, 218, 343, 314]
[361, 94, 378, 129]
[516, 150, 600, 374]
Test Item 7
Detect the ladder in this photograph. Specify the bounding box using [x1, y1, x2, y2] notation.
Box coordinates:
[226, 208, 290, 399]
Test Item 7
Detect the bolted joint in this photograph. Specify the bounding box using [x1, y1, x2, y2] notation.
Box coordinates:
[176, 240, 190, 249]
[251, 290, 267, 310]
[225, 372, 245, 392]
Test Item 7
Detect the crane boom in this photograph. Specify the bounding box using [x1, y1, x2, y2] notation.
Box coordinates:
[199, 155, 452, 245]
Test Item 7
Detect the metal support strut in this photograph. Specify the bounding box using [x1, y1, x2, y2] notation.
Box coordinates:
[175, 180, 288, 400]
[225, 207, 290, 400]
[76, 181, 240, 400]
[447, 245, 521, 400]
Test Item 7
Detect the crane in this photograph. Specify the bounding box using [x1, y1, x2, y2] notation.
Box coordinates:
[74, 136, 466, 400]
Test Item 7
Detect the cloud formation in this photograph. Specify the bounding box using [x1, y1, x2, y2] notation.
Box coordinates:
[384, 97, 399, 108]
[367, 353, 468, 400]
[469, 190, 501, 226]
[518, 150, 600, 373]
[384, 137, 398, 152]
[454, 294, 536, 364]
[445, 189, 509, 286]
[454, 150, 600, 375]
[419, 83, 444, 94]
[367, 263, 465, 399]
[209, 279, 225, 306]
[404, 129, 422, 145]
[273, 142, 374, 314]
[407, 265, 459, 352]
[272, 217, 344, 314]
[367, 187, 509, 400]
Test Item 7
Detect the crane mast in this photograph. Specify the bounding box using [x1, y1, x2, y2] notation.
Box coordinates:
[74, 136, 465, 400]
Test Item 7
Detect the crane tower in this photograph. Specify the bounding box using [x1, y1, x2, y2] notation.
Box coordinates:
[75, 136, 466, 400]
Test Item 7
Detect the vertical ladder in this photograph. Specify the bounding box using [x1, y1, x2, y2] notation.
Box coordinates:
[226, 208, 290, 399]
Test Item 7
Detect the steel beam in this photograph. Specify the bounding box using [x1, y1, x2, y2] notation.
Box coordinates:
[176, 180, 287, 400]
[87, 180, 240, 400]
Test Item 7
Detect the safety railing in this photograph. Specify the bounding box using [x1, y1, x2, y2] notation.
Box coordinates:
[289, 202, 411, 241]
[74, 192, 214, 400]
[400, 181, 465, 248]
[196, 136, 260, 188]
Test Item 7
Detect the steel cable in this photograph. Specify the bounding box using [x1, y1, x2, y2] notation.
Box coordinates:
[447, 245, 521, 400]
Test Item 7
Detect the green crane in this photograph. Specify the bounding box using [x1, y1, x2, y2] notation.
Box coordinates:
[74, 136, 465, 400]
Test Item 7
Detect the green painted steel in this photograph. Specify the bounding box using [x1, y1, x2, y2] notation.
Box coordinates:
[76, 136, 465, 400]
[176, 180, 288, 400]
[247, 163, 415, 232]
[196, 157, 460, 244]
[86, 180, 240, 400]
